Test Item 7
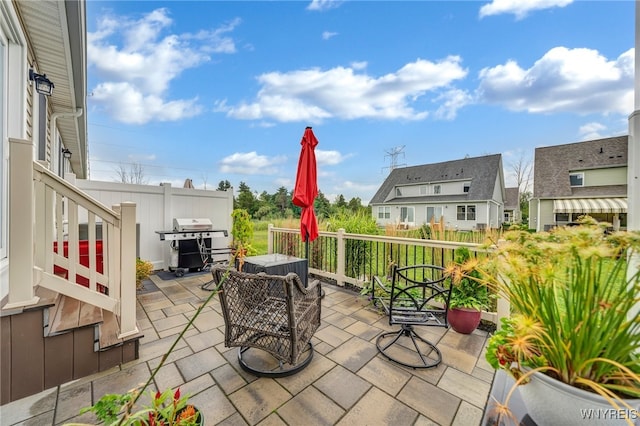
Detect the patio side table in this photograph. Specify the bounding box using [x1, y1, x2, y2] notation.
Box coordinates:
[241, 253, 309, 288]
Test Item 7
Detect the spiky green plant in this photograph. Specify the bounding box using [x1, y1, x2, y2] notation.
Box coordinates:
[482, 219, 640, 413]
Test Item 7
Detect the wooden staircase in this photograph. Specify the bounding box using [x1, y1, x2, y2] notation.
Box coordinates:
[0, 287, 143, 404]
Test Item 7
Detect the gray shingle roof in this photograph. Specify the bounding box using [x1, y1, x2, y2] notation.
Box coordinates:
[369, 154, 502, 205]
[504, 187, 519, 210]
[533, 135, 627, 198]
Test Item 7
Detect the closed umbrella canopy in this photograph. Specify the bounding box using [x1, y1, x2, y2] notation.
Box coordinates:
[292, 127, 319, 242]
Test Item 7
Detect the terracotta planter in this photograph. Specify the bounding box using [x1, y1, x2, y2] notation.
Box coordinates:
[521, 370, 639, 425]
[447, 307, 481, 334]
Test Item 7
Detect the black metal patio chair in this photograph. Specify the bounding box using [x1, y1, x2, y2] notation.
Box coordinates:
[373, 264, 452, 369]
[212, 266, 322, 377]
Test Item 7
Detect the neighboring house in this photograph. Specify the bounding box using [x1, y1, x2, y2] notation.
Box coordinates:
[504, 187, 521, 224]
[529, 136, 628, 232]
[0, 1, 142, 404]
[370, 154, 506, 230]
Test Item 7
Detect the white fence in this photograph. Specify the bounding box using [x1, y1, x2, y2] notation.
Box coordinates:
[75, 180, 234, 270]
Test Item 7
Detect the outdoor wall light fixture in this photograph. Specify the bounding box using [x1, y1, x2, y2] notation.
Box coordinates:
[29, 69, 54, 96]
[61, 148, 72, 159]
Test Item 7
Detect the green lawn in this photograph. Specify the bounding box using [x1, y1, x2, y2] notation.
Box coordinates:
[253, 228, 268, 255]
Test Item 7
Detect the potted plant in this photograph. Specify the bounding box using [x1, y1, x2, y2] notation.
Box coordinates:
[444, 247, 490, 334]
[230, 208, 257, 270]
[481, 219, 640, 425]
[79, 387, 202, 425]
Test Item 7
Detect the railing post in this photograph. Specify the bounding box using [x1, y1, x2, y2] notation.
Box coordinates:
[118, 202, 139, 338]
[268, 224, 274, 254]
[5, 139, 39, 308]
[336, 228, 346, 287]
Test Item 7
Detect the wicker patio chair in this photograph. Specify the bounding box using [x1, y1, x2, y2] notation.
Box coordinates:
[374, 264, 452, 369]
[212, 266, 322, 377]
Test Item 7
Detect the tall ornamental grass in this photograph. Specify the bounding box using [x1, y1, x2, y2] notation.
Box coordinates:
[483, 220, 640, 406]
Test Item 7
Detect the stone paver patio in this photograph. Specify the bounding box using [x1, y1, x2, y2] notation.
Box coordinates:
[0, 272, 495, 425]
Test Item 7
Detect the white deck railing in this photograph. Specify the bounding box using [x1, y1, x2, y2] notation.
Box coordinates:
[6, 138, 138, 338]
[268, 224, 510, 326]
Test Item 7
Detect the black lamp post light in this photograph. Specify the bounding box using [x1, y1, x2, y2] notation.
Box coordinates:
[29, 69, 54, 96]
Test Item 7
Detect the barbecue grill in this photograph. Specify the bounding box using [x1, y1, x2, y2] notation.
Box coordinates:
[156, 218, 231, 276]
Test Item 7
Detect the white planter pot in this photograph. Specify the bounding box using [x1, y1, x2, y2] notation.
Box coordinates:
[520, 371, 640, 425]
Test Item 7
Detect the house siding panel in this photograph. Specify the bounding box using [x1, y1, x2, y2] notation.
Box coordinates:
[99, 344, 123, 371]
[582, 167, 627, 187]
[539, 200, 556, 231]
[72, 326, 99, 378]
[0, 316, 11, 404]
[44, 332, 74, 388]
[10, 309, 45, 400]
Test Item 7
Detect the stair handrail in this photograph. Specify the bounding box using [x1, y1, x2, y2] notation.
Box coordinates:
[6, 138, 138, 338]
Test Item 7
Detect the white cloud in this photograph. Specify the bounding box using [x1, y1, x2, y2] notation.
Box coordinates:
[322, 31, 338, 40]
[334, 181, 379, 192]
[435, 89, 474, 120]
[477, 47, 633, 116]
[91, 82, 202, 124]
[315, 148, 346, 166]
[307, 0, 343, 12]
[578, 122, 607, 140]
[479, 0, 573, 20]
[88, 8, 239, 124]
[219, 56, 469, 123]
[315, 149, 349, 166]
[275, 177, 293, 188]
[351, 61, 367, 70]
[219, 151, 286, 175]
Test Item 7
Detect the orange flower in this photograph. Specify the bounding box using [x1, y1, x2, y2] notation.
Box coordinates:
[177, 405, 197, 422]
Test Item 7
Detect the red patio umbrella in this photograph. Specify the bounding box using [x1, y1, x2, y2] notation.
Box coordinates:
[292, 127, 319, 248]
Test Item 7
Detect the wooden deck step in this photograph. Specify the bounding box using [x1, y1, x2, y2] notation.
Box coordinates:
[98, 310, 122, 349]
[98, 311, 144, 350]
[48, 294, 103, 335]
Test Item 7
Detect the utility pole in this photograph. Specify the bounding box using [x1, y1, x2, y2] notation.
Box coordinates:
[383, 145, 406, 174]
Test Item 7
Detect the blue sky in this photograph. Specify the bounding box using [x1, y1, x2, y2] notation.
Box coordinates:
[85, 0, 634, 204]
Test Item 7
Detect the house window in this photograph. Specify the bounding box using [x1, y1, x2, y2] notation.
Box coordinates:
[426, 206, 443, 223]
[463, 182, 470, 193]
[457, 205, 476, 220]
[555, 213, 569, 222]
[467, 205, 476, 220]
[433, 185, 441, 194]
[395, 188, 402, 197]
[569, 173, 584, 187]
[378, 206, 390, 219]
[400, 207, 414, 223]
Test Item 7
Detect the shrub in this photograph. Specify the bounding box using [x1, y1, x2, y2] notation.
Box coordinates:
[136, 258, 153, 289]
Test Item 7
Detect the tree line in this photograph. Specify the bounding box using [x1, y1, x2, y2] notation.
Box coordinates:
[216, 180, 370, 220]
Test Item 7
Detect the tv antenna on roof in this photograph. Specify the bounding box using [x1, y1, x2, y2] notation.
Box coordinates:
[383, 145, 406, 174]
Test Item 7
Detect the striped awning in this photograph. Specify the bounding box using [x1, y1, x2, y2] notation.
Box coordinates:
[553, 198, 627, 214]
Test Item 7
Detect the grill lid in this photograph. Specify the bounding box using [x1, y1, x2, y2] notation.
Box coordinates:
[173, 218, 213, 232]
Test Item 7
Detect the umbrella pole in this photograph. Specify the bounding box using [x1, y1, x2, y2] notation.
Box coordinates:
[304, 231, 324, 298]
